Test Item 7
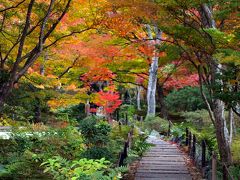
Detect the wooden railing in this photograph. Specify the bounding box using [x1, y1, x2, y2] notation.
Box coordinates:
[118, 127, 134, 167]
[184, 128, 235, 180]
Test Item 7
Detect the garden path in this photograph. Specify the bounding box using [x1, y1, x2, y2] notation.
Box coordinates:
[135, 137, 192, 180]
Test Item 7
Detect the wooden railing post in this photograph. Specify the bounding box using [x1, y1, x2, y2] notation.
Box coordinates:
[212, 151, 217, 180]
[185, 128, 189, 146]
[223, 164, 228, 180]
[118, 152, 124, 166]
[192, 134, 196, 160]
[188, 131, 192, 154]
[167, 120, 171, 137]
[125, 113, 128, 125]
[201, 140, 206, 168]
[201, 140, 206, 177]
[118, 129, 133, 167]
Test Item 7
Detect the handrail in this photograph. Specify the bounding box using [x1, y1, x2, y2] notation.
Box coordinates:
[169, 126, 235, 180]
[118, 127, 134, 167]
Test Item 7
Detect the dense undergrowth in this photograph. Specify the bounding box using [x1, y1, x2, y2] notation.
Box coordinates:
[0, 86, 239, 179]
[0, 115, 151, 179]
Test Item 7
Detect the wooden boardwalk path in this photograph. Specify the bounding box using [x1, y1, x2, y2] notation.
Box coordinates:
[135, 138, 192, 180]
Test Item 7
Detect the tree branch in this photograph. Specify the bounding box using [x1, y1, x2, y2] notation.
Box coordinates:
[0, 0, 26, 13]
[58, 56, 80, 79]
[198, 65, 215, 126]
[10, 0, 35, 76]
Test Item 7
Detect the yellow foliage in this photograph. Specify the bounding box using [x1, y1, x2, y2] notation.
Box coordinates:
[30, 123, 49, 132]
[232, 136, 240, 163]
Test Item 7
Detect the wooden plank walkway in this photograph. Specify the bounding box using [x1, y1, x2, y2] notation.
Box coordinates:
[135, 138, 192, 180]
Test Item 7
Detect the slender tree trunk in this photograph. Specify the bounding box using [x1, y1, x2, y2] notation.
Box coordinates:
[213, 99, 232, 164]
[199, 3, 232, 164]
[147, 56, 158, 115]
[136, 86, 142, 110]
[156, 82, 168, 119]
[232, 112, 237, 136]
[229, 108, 234, 145]
[146, 24, 162, 117]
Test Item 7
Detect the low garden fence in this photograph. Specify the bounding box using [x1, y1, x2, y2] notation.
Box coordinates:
[118, 127, 134, 167]
[169, 123, 236, 180]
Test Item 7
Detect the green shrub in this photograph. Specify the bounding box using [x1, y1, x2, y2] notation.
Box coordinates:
[165, 86, 208, 112]
[0, 126, 84, 179]
[131, 134, 153, 157]
[55, 103, 86, 122]
[110, 125, 131, 140]
[126, 133, 153, 164]
[143, 116, 169, 134]
[79, 116, 111, 147]
[119, 105, 136, 117]
[41, 156, 127, 180]
[79, 116, 113, 160]
[170, 122, 185, 138]
[81, 147, 112, 160]
[229, 165, 240, 179]
[180, 109, 212, 128]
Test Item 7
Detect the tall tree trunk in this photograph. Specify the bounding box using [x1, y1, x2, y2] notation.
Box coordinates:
[146, 24, 162, 117]
[213, 99, 232, 164]
[156, 82, 168, 119]
[136, 86, 142, 110]
[232, 112, 237, 136]
[147, 56, 158, 116]
[199, 3, 232, 164]
[229, 108, 234, 145]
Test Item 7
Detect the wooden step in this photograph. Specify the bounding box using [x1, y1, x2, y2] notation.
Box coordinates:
[135, 173, 192, 179]
[135, 138, 192, 180]
[139, 162, 186, 165]
[136, 169, 189, 174]
[141, 157, 184, 161]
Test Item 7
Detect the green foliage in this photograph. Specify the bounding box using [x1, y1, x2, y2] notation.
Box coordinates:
[172, 110, 218, 151]
[81, 147, 112, 160]
[79, 116, 113, 160]
[165, 86, 208, 112]
[228, 165, 240, 179]
[170, 122, 185, 138]
[119, 104, 137, 121]
[211, 64, 240, 109]
[110, 125, 132, 140]
[2, 83, 55, 123]
[79, 116, 111, 147]
[232, 136, 240, 163]
[131, 134, 153, 157]
[41, 156, 127, 180]
[126, 133, 153, 164]
[2, 104, 34, 123]
[0, 127, 84, 179]
[143, 116, 169, 134]
[108, 125, 136, 164]
[180, 109, 212, 127]
[55, 103, 86, 122]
